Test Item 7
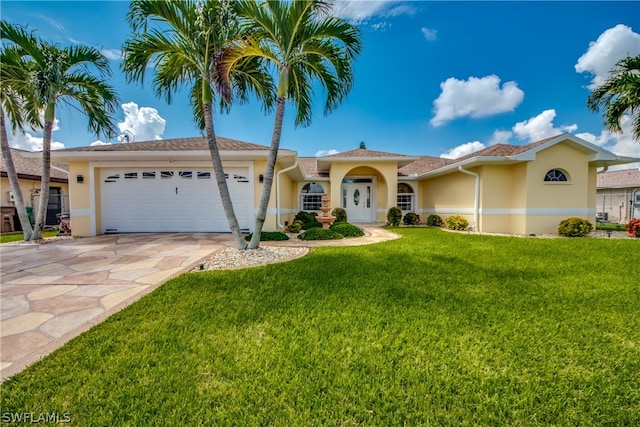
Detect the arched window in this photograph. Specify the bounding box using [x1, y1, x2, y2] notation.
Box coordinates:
[544, 169, 569, 182]
[397, 183, 415, 211]
[300, 182, 325, 210]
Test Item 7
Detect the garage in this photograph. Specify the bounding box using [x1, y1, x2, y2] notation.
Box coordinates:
[100, 167, 252, 233]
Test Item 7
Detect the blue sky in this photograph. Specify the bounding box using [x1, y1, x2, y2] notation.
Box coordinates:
[2, 1, 640, 164]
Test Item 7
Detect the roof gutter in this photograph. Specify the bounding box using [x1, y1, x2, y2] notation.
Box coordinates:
[277, 160, 298, 229]
[458, 165, 479, 231]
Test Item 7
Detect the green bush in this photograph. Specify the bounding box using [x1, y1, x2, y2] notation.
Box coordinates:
[302, 221, 323, 230]
[286, 220, 303, 233]
[403, 212, 420, 225]
[426, 214, 443, 227]
[387, 207, 402, 227]
[445, 215, 469, 231]
[330, 222, 365, 237]
[244, 231, 289, 241]
[558, 217, 593, 237]
[294, 211, 317, 224]
[331, 207, 347, 223]
[298, 227, 344, 241]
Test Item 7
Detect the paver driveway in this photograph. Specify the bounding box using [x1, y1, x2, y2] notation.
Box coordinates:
[0, 233, 230, 381]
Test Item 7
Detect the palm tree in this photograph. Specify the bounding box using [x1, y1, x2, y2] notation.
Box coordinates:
[222, 0, 362, 249]
[0, 21, 42, 240]
[3, 25, 120, 240]
[587, 54, 640, 142]
[122, 0, 274, 250]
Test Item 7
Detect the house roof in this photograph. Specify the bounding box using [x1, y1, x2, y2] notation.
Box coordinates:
[55, 136, 270, 152]
[316, 148, 418, 171]
[1, 148, 69, 182]
[597, 168, 640, 189]
[48, 136, 297, 164]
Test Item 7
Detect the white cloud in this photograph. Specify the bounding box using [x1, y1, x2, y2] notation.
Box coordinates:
[576, 114, 640, 169]
[489, 130, 513, 145]
[440, 141, 485, 159]
[101, 48, 122, 61]
[315, 149, 339, 157]
[7, 117, 65, 151]
[512, 109, 577, 142]
[331, 1, 415, 23]
[421, 27, 437, 41]
[117, 102, 166, 142]
[575, 24, 640, 90]
[90, 140, 111, 146]
[430, 75, 524, 127]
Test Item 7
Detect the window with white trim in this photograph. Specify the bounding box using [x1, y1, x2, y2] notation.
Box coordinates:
[397, 183, 415, 211]
[544, 169, 569, 182]
[300, 182, 325, 211]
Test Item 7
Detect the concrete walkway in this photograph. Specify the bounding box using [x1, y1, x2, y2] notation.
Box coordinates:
[0, 233, 230, 381]
[0, 226, 399, 381]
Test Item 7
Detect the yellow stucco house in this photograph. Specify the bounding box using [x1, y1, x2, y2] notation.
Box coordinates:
[47, 133, 637, 237]
[1, 148, 69, 232]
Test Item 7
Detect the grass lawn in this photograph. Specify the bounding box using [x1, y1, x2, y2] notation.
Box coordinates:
[0, 230, 59, 244]
[2, 228, 639, 425]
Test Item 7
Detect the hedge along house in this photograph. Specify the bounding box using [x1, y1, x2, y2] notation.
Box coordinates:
[47, 133, 637, 237]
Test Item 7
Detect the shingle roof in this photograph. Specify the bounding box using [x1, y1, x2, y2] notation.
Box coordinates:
[398, 156, 447, 176]
[1, 148, 69, 182]
[55, 136, 270, 152]
[597, 168, 640, 188]
[323, 148, 414, 159]
[299, 157, 328, 178]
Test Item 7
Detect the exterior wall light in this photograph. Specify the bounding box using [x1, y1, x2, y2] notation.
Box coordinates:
[76, 175, 84, 184]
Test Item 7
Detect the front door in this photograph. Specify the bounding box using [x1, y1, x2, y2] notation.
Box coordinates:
[342, 179, 375, 222]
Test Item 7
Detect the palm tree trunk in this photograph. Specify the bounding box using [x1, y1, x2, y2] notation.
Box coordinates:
[0, 111, 34, 240]
[202, 102, 247, 250]
[30, 104, 54, 241]
[248, 96, 286, 249]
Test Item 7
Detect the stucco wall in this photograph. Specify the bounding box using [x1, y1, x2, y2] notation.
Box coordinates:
[68, 162, 93, 236]
[419, 171, 476, 226]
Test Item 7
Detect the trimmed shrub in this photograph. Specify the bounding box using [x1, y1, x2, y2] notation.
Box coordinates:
[331, 207, 347, 223]
[330, 222, 365, 237]
[298, 227, 344, 240]
[244, 231, 289, 241]
[426, 214, 443, 227]
[302, 221, 323, 230]
[286, 220, 303, 233]
[294, 211, 317, 224]
[403, 212, 420, 225]
[558, 217, 593, 237]
[387, 207, 402, 227]
[445, 215, 469, 231]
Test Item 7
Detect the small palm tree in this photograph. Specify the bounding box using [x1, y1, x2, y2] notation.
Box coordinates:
[223, 0, 362, 249]
[122, 0, 273, 250]
[587, 54, 640, 142]
[1, 21, 42, 240]
[14, 34, 119, 240]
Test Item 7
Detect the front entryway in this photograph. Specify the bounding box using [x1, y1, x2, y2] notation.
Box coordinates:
[342, 178, 375, 222]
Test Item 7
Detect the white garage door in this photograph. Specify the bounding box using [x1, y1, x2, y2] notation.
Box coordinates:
[100, 167, 252, 233]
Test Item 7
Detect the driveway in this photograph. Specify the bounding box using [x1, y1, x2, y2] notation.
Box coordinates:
[0, 233, 230, 381]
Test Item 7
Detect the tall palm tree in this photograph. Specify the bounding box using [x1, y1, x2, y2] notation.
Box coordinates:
[6, 28, 120, 240]
[0, 21, 42, 240]
[587, 54, 640, 142]
[222, 0, 362, 249]
[122, 0, 273, 250]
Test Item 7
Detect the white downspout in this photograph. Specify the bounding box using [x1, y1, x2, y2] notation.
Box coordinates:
[458, 165, 479, 231]
[276, 161, 298, 229]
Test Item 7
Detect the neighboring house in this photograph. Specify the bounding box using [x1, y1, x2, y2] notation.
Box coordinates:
[47, 133, 638, 237]
[0, 148, 70, 232]
[596, 168, 640, 223]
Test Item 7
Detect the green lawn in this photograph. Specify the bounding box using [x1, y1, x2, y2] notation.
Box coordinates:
[0, 230, 59, 244]
[2, 228, 639, 425]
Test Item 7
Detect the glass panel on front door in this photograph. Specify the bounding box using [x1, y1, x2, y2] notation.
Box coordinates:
[354, 189, 360, 206]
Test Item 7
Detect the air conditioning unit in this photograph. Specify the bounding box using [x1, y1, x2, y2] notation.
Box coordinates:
[8, 191, 15, 202]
